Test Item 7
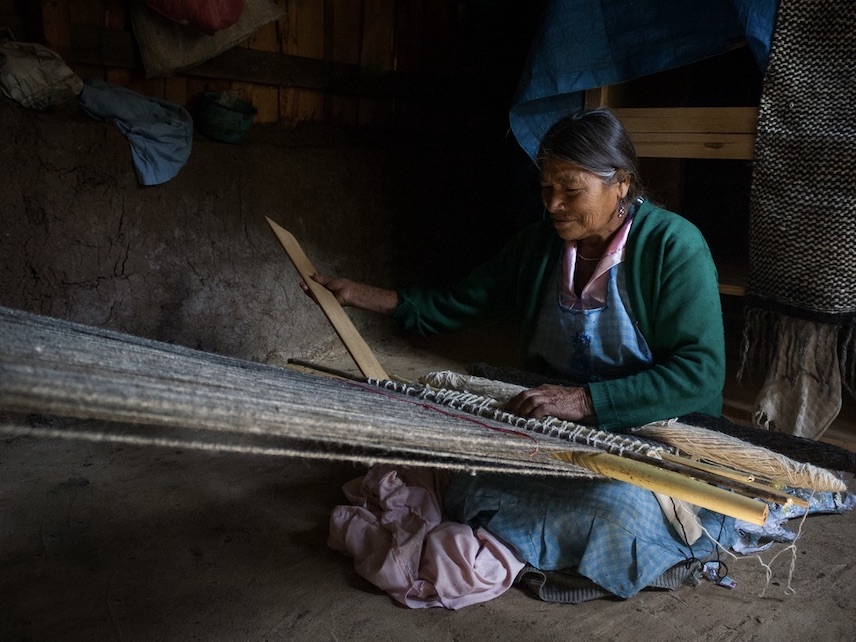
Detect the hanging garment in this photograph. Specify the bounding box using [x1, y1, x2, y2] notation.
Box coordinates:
[78, 78, 193, 186]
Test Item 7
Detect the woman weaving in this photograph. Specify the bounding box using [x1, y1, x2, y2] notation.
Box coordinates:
[305, 108, 734, 604]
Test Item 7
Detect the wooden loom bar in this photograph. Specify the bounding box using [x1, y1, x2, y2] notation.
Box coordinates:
[659, 452, 808, 508]
[574, 446, 800, 508]
[265, 217, 389, 381]
[608, 107, 759, 160]
[610, 107, 759, 134]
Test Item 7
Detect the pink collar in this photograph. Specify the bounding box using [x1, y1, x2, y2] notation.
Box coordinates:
[560, 217, 633, 309]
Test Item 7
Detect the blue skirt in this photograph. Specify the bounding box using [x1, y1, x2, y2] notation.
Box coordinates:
[444, 473, 735, 599]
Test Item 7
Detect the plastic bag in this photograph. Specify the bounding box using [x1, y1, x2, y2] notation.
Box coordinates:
[0, 36, 83, 111]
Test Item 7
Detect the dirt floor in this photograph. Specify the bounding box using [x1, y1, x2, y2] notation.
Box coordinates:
[2, 336, 855, 642]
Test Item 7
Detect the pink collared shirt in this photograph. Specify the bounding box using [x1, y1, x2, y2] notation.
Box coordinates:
[560, 216, 634, 310]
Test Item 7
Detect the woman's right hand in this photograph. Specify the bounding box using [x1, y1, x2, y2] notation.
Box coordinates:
[301, 274, 399, 316]
[504, 384, 595, 423]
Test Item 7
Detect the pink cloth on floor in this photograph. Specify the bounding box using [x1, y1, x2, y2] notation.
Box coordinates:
[328, 464, 525, 609]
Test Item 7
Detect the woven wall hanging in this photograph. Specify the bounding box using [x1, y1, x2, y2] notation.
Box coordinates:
[741, 0, 856, 438]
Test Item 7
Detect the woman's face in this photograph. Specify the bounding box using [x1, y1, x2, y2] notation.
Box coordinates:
[539, 156, 629, 244]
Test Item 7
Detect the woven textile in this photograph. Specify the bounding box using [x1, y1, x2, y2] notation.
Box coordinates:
[0, 306, 656, 479]
[742, 0, 856, 437]
[748, 0, 856, 319]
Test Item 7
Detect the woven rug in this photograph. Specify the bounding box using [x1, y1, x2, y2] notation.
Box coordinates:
[741, 0, 856, 438]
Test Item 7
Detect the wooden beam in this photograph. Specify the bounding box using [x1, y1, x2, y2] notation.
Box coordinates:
[611, 107, 759, 134]
[613, 107, 759, 160]
[64, 23, 397, 96]
[628, 132, 756, 160]
[62, 23, 505, 104]
[554, 450, 769, 525]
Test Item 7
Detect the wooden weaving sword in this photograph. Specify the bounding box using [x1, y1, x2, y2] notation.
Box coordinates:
[265, 217, 390, 381]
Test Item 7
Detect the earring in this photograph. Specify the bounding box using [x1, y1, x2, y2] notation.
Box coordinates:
[617, 198, 626, 218]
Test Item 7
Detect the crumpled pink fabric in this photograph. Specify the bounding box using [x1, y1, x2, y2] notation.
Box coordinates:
[328, 465, 525, 609]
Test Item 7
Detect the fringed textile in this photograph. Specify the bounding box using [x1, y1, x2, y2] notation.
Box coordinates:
[742, 0, 856, 437]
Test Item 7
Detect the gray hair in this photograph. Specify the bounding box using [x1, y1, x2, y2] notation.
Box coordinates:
[536, 108, 643, 203]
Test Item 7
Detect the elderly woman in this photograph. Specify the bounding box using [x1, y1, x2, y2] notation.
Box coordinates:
[311, 108, 733, 602]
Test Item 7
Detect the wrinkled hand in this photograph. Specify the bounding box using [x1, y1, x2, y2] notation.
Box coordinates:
[504, 384, 594, 422]
[300, 273, 398, 316]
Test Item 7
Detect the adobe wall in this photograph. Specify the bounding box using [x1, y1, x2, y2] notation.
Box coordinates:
[0, 99, 528, 367]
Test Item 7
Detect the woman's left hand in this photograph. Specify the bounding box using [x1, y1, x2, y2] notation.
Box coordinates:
[505, 385, 594, 422]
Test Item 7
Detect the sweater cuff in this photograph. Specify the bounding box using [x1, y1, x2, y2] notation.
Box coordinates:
[391, 289, 417, 332]
[586, 382, 621, 432]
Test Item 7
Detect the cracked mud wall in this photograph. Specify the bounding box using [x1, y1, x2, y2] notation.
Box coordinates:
[1, 98, 528, 366]
[0, 99, 418, 364]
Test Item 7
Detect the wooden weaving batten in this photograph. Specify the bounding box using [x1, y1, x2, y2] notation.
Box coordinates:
[265, 217, 389, 381]
[562, 447, 802, 508]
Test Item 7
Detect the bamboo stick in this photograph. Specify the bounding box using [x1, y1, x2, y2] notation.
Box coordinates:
[659, 453, 808, 508]
[553, 450, 769, 526]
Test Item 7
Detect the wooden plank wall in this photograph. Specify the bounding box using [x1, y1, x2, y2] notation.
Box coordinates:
[31, 0, 464, 127]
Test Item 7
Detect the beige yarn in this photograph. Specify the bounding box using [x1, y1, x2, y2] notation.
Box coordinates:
[635, 419, 846, 493]
[419, 371, 526, 402]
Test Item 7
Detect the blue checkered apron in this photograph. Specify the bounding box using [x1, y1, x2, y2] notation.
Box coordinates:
[527, 261, 653, 382]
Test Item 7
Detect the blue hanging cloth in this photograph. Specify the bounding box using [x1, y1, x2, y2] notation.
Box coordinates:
[509, 0, 778, 159]
[78, 78, 193, 186]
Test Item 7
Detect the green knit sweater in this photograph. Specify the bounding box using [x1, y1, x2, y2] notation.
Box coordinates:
[393, 200, 725, 430]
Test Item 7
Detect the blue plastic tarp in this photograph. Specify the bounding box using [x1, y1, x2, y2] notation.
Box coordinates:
[510, 0, 779, 158]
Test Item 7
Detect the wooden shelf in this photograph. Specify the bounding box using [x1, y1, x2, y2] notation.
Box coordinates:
[612, 107, 758, 160]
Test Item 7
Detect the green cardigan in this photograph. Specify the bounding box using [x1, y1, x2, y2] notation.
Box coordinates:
[393, 200, 725, 430]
